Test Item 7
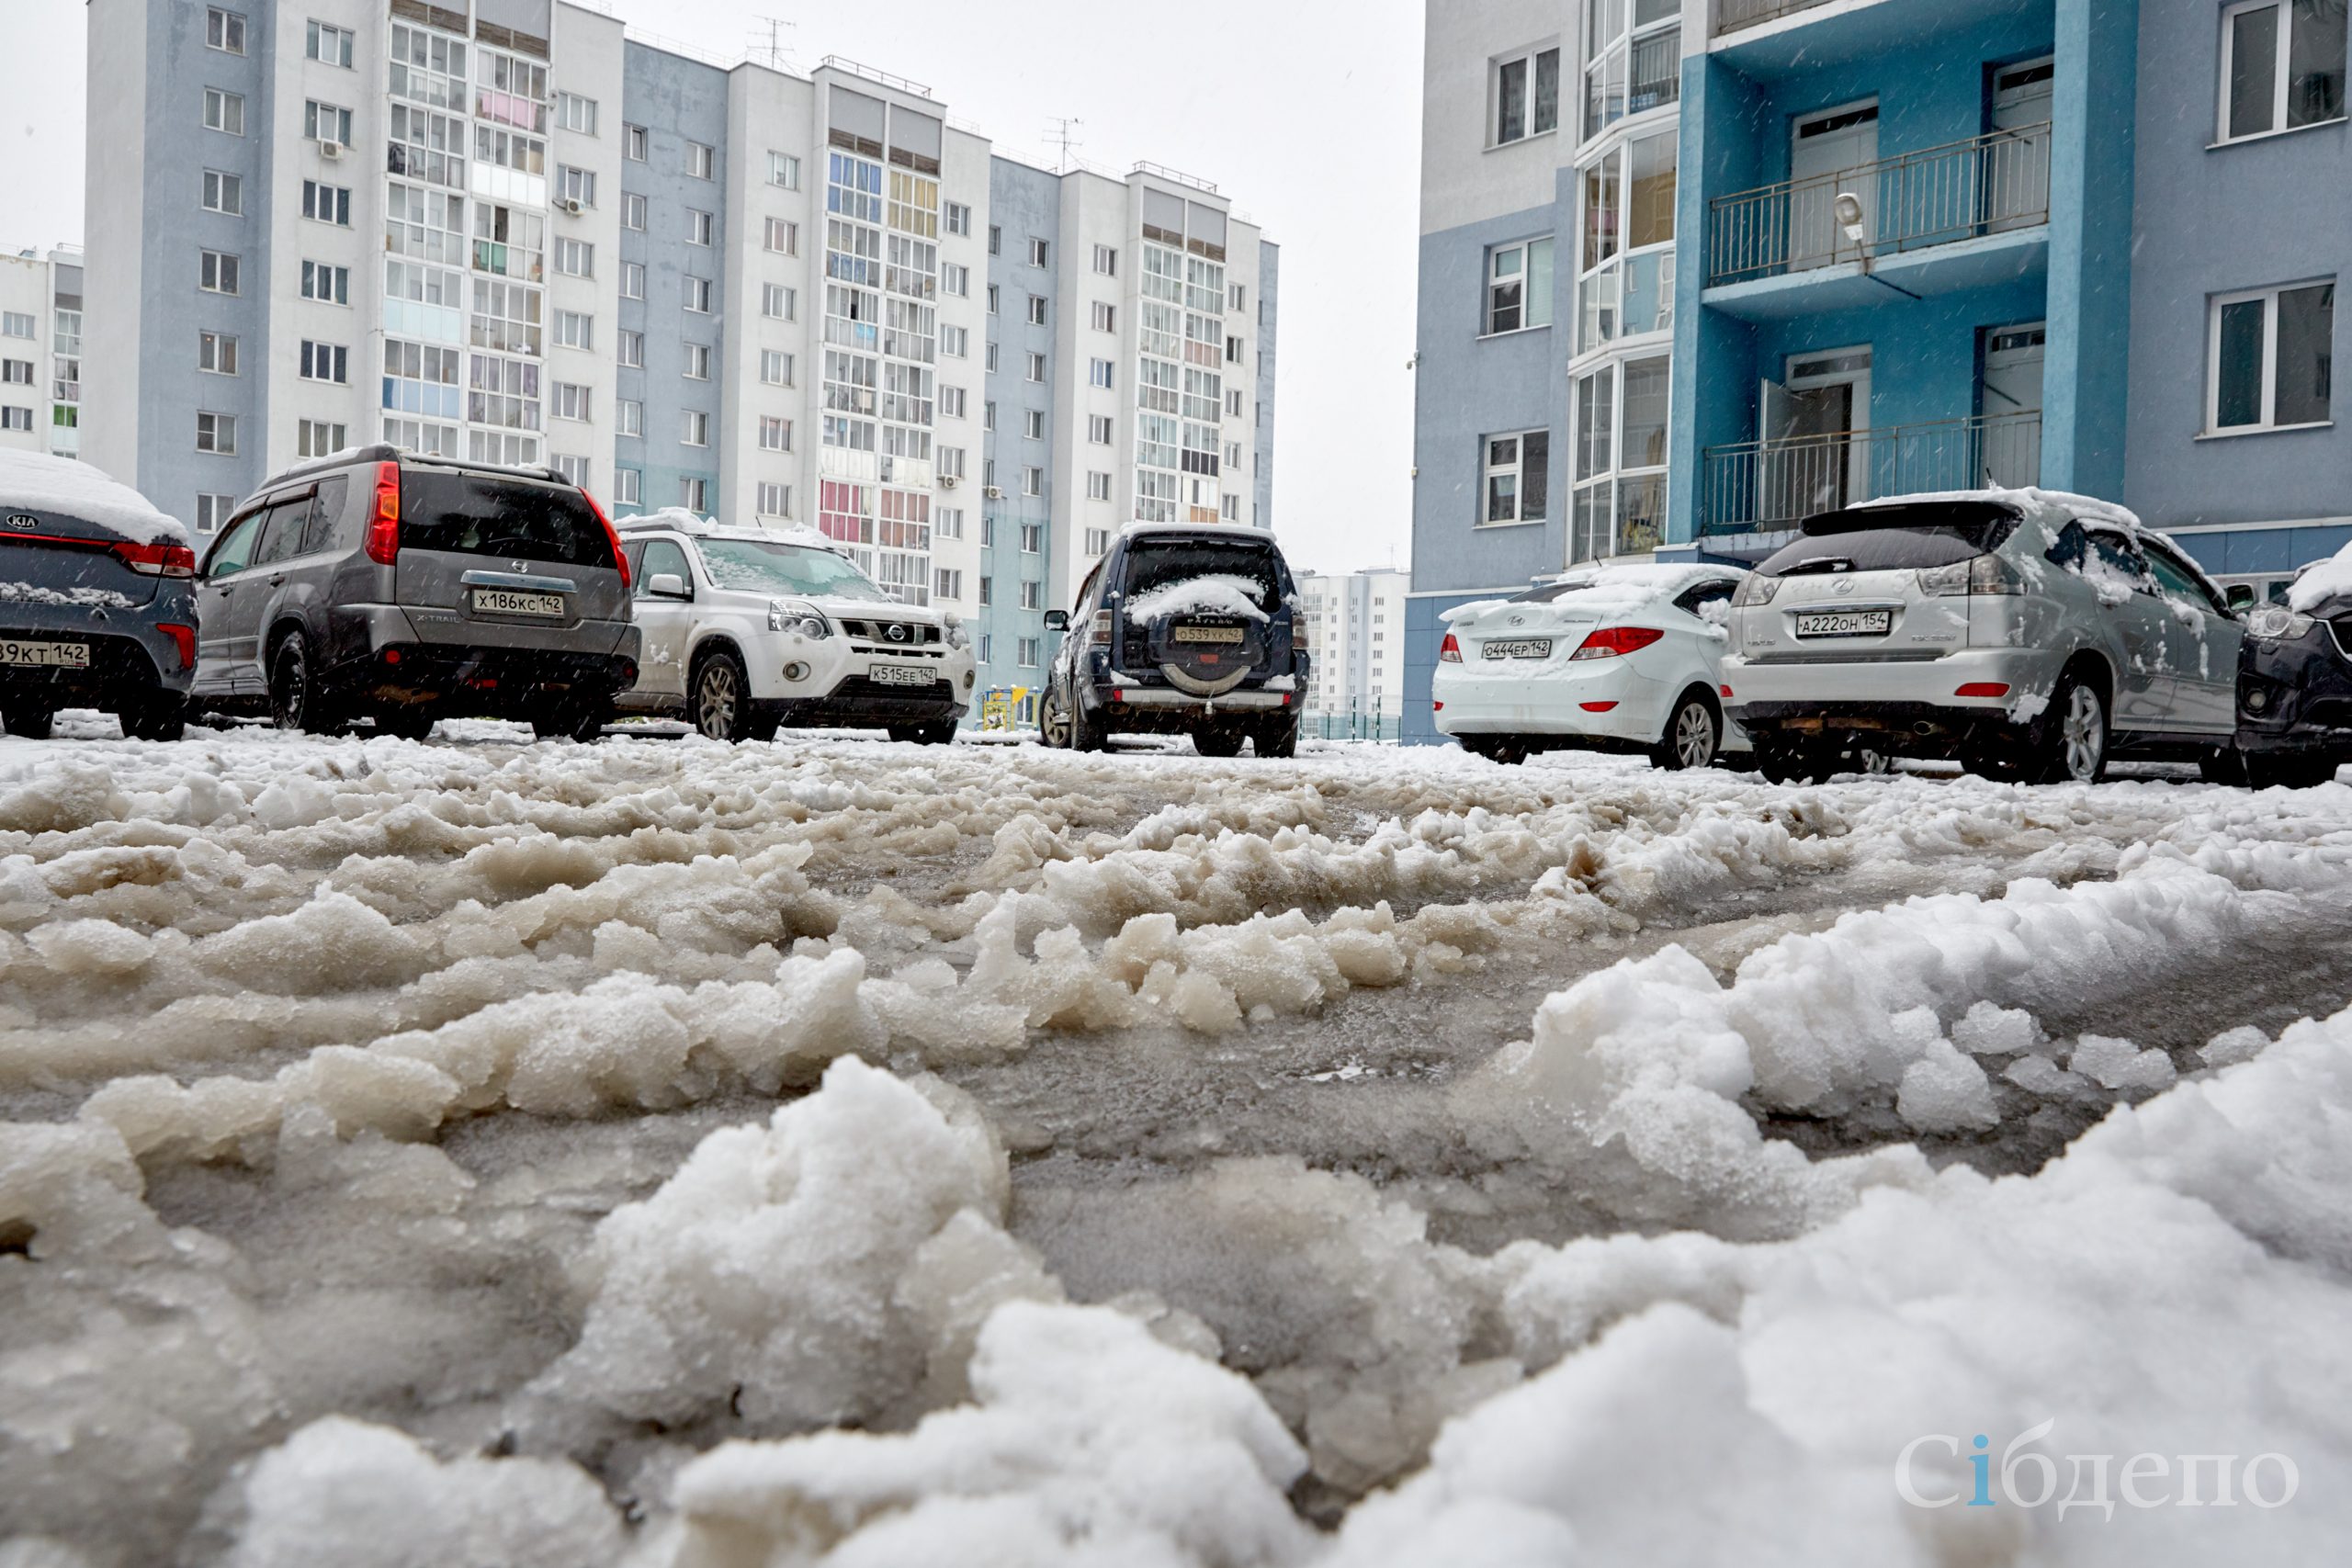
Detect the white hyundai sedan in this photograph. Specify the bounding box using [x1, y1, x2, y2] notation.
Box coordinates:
[1434, 563, 1747, 768]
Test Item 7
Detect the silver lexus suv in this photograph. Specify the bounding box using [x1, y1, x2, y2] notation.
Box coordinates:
[1722, 491, 2245, 784]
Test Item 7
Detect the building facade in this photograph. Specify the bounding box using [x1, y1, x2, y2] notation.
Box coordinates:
[0, 246, 86, 459]
[1408, 0, 2344, 741]
[1296, 566, 1410, 736]
[82, 0, 1279, 705]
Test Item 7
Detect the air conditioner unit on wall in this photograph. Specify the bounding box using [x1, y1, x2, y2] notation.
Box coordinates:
[939, 474, 959, 489]
[318, 140, 343, 160]
[560, 197, 583, 216]
[983, 485, 1004, 500]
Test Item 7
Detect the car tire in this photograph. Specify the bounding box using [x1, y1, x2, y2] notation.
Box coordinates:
[1652, 688, 1722, 772]
[1754, 741, 1832, 784]
[1255, 715, 1299, 759]
[742, 713, 782, 743]
[3, 703, 56, 739]
[2245, 754, 2340, 790]
[119, 694, 186, 742]
[533, 699, 611, 744]
[268, 633, 340, 734]
[1193, 727, 1245, 758]
[689, 649, 752, 742]
[2199, 747, 2248, 786]
[376, 708, 436, 741]
[1471, 737, 1530, 766]
[2026, 667, 2109, 784]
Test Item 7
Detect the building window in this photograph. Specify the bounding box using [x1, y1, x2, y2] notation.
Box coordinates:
[555, 238, 594, 277]
[761, 349, 794, 386]
[551, 455, 590, 486]
[940, 446, 967, 479]
[2209, 280, 2336, 432]
[624, 193, 647, 231]
[555, 310, 594, 351]
[2220, 1, 2349, 141]
[1023, 409, 1047, 440]
[206, 7, 244, 53]
[771, 151, 801, 189]
[758, 481, 792, 518]
[944, 201, 970, 236]
[1093, 244, 1118, 276]
[938, 507, 965, 539]
[988, 284, 1000, 315]
[1017, 637, 1040, 667]
[552, 381, 591, 421]
[1226, 334, 1245, 363]
[0, 407, 29, 434]
[298, 420, 347, 457]
[763, 283, 797, 320]
[1026, 352, 1046, 382]
[987, 343, 1000, 372]
[1021, 522, 1042, 553]
[942, 323, 969, 358]
[764, 217, 798, 254]
[614, 468, 642, 505]
[1570, 353, 1670, 560]
[1487, 238, 1555, 334]
[198, 331, 238, 375]
[688, 141, 716, 179]
[554, 92, 596, 135]
[1019, 579, 1043, 609]
[307, 20, 354, 66]
[684, 343, 711, 379]
[196, 411, 236, 453]
[617, 329, 643, 367]
[684, 276, 713, 312]
[1585, 1, 1682, 141]
[1090, 415, 1114, 445]
[941, 385, 967, 417]
[934, 567, 962, 600]
[298, 340, 347, 383]
[302, 180, 350, 225]
[1227, 388, 1245, 417]
[1086, 470, 1112, 502]
[617, 399, 641, 437]
[942, 262, 970, 297]
[1482, 427, 1550, 525]
[621, 261, 645, 299]
[1084, 526, 1111, 555]
[304, 100, 353, 147]
[1027, 294, 1048, 325]
[989, 224, 1002, 255]
[1222, 492, 1241, 521]
[1230, 284, 1247, 311]
[559, 166, 596, 208]
[683, 411, 709, 447]
[1028, 237, 1050, 267]
[1493, 43, 1561, 145]
[1089, 357, 1114, 389]
[686, 209, 713, 246]
[202, 88, 243, 136]
[195, 492, 237, 534]
[759, 415, 793, 451]
[201, 170, 243, 216]
[624, 122, 648, 161]
[300, 261, 350, 303]
[680, 476, 707, 511]
[1577, 128, 1677, 354]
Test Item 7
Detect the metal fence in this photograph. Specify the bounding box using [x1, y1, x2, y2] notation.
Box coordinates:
[1701, 411, 2043, 536]
[1714, 0, 1839, 33]
[1305, 702, 1404, 744]
[1707, 123, 2052, 288]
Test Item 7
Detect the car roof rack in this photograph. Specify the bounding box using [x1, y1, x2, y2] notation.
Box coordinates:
[253, 443, 571, 495]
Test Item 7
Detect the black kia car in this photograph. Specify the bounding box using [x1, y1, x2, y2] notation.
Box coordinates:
[2235, 559, 2352, 789]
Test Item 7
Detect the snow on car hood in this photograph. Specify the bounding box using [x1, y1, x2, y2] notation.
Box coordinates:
[1123, 574, 1272, 624]
[2289, 541, 2352, 615]
[0, 449, 190, 546]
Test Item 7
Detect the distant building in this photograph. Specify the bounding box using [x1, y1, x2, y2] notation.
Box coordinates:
[1296, 566, 1408, 735]
[0, 245, 85, 459]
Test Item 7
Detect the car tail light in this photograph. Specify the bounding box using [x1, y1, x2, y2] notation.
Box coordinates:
[1440, 632, 1463, 663]
[113, 540, 198, 577]
[1732, 573, 1780, 608]
[1091, 609, 1114, 646]
[1955, 682, 2011, 698]
[365, 461, 401, 566]
[1580, 701, 1619, 712]
[1432, 700, 1443, 712]
[1921, 554, 2025, 596]
[1570, 626, 1665, 660]
[1719, 684, 1734, 699]
[580, 486, 631, 592]
[156, 623, 197, 670]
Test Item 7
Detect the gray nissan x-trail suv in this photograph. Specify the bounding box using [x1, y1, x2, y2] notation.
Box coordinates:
[189, 446, 639, 740]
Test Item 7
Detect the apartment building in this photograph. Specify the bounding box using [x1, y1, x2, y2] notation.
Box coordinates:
[1407, 0, 2345, 741]
[81, 0, 1280, 704]
[1296, 566, 1409, 733]
[0, 246, 86, 458]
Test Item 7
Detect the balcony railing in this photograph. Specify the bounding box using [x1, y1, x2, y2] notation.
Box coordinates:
[1707, 123, 2052, 288]
[1702, 411, 2042, 535]
[1716, 0, 1840, 34]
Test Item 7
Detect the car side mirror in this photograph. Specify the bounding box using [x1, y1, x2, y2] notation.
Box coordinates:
[647, 572, 690, 600]
[1042, 609, 1069, 632]
[2225, 583, 2257, 613]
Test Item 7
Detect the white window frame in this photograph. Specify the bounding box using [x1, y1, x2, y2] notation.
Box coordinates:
[1568, 351, 1672, 561]
[764, 217, 797, 254]
[1026, 352, 1046, 383]
[1485, 237, 1555, 335]
[1092, 300, 1116, 332]
[686, 209, 713, 246]
[198, 331, 238, 375]
[688, 141, 716, 180]
[2205, 278, 2338, 434]
[1028, 237, 1050, 267]
[771, 151, 801, 189]
[1491, 41, 1562, 148]
[1023, 409, 1046, 440]
[684, 276, 713, 313]
[761, 349, 792, 386]
[624, 123, 648, 161]
[1480, 426, 1550, 528]
[945, 201, 970, 235]
[306, 19, 355, 67]
[206, 6, 245, 54]
[683, 410, 709, 447]
[1087, 470, 1112, 502]
[623, 193, 647, 231]
[616, 399, 642, 437]
[201, 169, 243, 216]
[1573, 126, 1678, 359]
[763, 283, 797, 321]
[1090, 357, 1114, 389]
[620, 261, 645, 299]
[759, 415, 793, 452]
[617, 329, 644, 367]
[203, 87, 243, 136]
[554, 237, 594, 277]
[684, 343, 711, 379]
[1027, 293, 1048, 325]
[758, 480, 792, 518]
[552, 381, 591, 422]
[1090, 414, 1114, 445]
[558, 92, 598, 135]
[2217, 0, 2351, 144]
[1093, 244, 1118, 276]
[555, 310, 594, 351]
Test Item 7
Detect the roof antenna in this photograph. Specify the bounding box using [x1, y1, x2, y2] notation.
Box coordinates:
[1043, 117, 1084, 174]
[749, 16, 796, 71]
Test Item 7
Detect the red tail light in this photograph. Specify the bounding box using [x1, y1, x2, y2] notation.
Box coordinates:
[1569, 626, 1666, 661]
[365, 461, 401, 566]
[1580, 701, 1620, 712]
[112, 540, 198, 577]
[580, 486, 630, 592]
[1955, 682, 2011, 699]
[1440, 632, 1463, 664]
[156, 623, 197, 670]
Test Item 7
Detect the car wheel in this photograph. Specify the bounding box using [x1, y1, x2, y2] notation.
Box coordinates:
[532, 700, 611, 744]
[1040, 683, 1074, 749]
[2199, 747, 2248, 786]
[2245, 754, 2340, 790]
[1255, 715, 1299, 759]
[1193, 727, 1244, 758]
[376, 708, 435, 741]
[3, 703, 56, 739]
[2028, 670, 2109, 784]
[1754, 742, 1832, 784]
[119, 694, 186, 742]
[690, 649, 751, 742]
[1652, 689, 1722, 771]
[1474, 737, 1530, 766]
[916, 720, 956, 745]
[268, 633, 339, 734]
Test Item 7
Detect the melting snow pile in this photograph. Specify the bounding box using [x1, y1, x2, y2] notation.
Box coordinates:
[1125, 573, 1272, 624]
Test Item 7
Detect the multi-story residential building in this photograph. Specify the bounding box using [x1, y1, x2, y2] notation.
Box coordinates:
[81, 0, 1279, 706]
[1407, 0, 2344, 741]
[1297, 566, 1409, 734]
[0, 246, 86, 458]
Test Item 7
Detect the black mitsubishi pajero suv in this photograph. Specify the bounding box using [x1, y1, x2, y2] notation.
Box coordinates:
[1039, 524, 1309, 757]
[189, 446, 639, 740]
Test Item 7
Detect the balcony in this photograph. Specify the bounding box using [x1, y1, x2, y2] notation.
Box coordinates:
[1715, 0, 1840, 35]
[1708, 124, 2051, 291]
[1701, 411, 2042, 538]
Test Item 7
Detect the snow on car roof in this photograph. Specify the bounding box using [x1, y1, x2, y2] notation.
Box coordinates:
[1117, 520, 1278, 542]
[619, 509, 847, 555]
[1856, 486, 2147, 537]
[0, 449, 190, 546]
[1441, 562, 1735, 624]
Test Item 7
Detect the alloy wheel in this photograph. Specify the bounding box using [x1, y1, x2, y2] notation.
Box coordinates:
[1675, 701, 1716, 768]
[695, 661, 739, 740]
[2062, 684, 2106, 781]
[1040, 688, 1071, 749]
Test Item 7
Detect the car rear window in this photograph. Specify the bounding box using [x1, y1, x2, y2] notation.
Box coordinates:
[1758, 505, 2018, 578]
[1123, 539, 1283, 614]
[398, 471, 615, 570]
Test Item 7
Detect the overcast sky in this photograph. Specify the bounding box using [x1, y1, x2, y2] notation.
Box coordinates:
[2, 0, 1423, 575]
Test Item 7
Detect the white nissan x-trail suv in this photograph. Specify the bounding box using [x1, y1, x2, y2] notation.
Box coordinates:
[613, 511, 975, 742]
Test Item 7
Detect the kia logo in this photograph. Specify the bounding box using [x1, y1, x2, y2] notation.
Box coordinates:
[4, 513, 33, 531]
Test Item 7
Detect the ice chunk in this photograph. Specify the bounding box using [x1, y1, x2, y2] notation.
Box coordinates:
[2199, 1025, 2270, 1069]
[1951, 1000, 2041, 1057]
[1896, 1039, 2000, 1133]
[2067, 1033, 2179, 1093]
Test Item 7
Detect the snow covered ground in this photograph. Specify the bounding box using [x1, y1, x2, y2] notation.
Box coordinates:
[3, 719, 2350, 1565]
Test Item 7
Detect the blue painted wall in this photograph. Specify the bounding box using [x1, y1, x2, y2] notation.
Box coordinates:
[975, 158, 1057, 697]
